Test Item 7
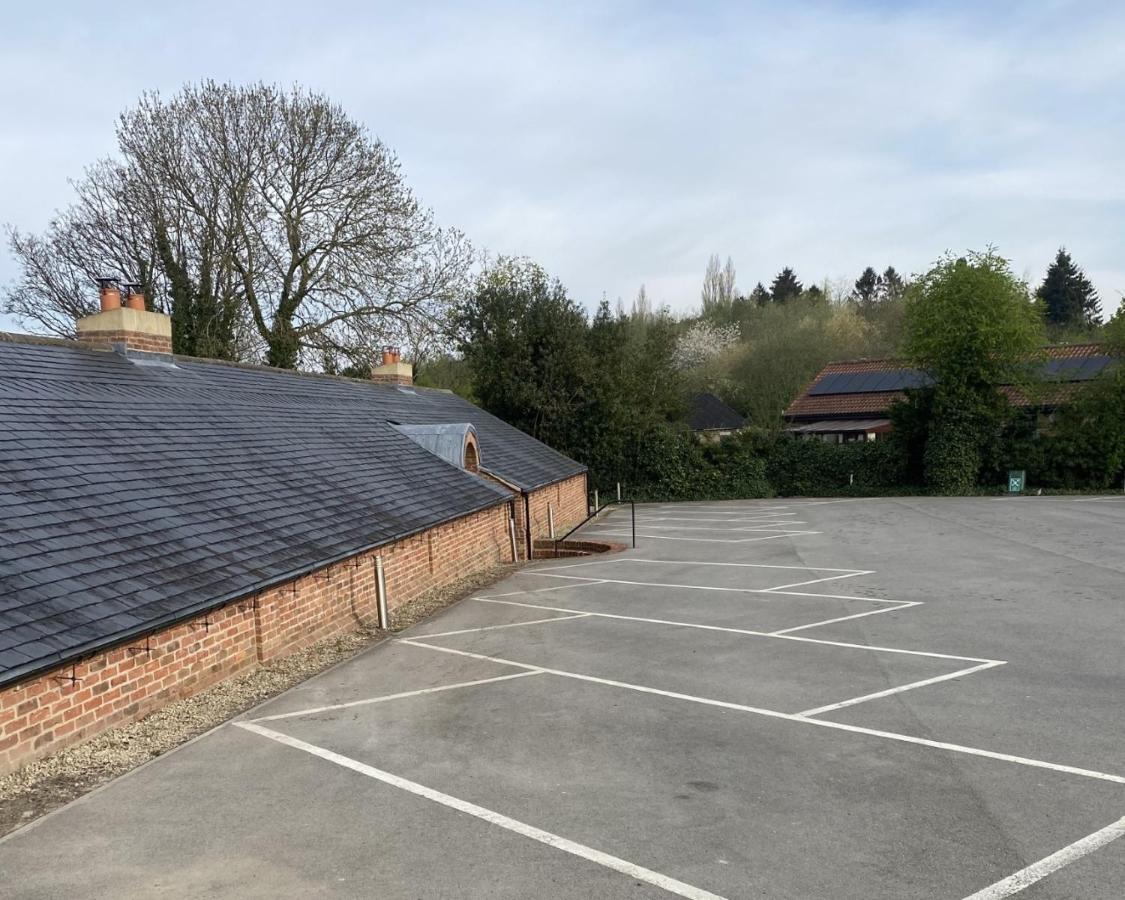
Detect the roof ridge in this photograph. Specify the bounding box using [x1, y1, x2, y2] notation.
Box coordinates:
[0, 329, 456, 395]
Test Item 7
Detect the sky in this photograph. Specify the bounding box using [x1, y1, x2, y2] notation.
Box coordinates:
[1, 0, 1122, 334]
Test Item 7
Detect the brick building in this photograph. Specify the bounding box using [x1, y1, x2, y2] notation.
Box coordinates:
[0, 282, 587, 775]
[784, 345, 1115, 443]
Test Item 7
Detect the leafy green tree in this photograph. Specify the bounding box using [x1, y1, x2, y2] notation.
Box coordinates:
[903, 249, 1045, 491]
[1037, 310, 1125, 488]
[455, 258, 590, 450]
[1036, 247, 1101, 328]
[769, 267, 802, 303]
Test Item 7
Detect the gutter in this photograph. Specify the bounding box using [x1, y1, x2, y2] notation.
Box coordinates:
[0, 493, 512, 692]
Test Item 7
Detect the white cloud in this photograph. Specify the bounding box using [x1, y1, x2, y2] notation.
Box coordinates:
[1, 0, 1122, 335]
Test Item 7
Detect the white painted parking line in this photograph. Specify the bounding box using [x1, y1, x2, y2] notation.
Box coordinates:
[475, 597, 995, 665]
[961, 814, 1125, 899]
[631, 514, 800, 524]
[769, 603, 921, 635]
[533, 558, 868, 574]
[789, 498, 862, 506]
[397, 640, 1125, 786]
[593, 530, 820, 544]
[770, 628, 998, 663]
[761, 571, 874, 591]
[590, 523, 809, 533]
[235, 722, 728, 900]
[528, 572, 895, 604]
[248, 671, 544, 723]
[797, 661, 1006, 717]
[414, 612, 592, 640]
[478, 579, 608, 597]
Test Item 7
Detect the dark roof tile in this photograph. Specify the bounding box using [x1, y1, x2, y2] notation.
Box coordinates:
[0, 337, 582, 686]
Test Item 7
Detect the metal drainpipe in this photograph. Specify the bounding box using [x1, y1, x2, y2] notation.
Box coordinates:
[374, 556, 389, 630]
[523, 492, 533, 560]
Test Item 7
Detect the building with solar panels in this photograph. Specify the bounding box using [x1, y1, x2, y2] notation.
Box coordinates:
[784, 344, 1115, 443]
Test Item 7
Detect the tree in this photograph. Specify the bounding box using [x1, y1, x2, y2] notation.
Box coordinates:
[1036, 247, 1101, 328]
[903, 249, 1045, 491]
[672, 320, 740, 370]
[769, 267, 802, 303]
[5, 81, 472, 368]
[701, 254, 736, 317]
[5, 160, 250, 360]
[748, 282, 770, 307]
[880, 266, 906, 302]
[853, 266, 880, 307]
[455, 258, 590, 449]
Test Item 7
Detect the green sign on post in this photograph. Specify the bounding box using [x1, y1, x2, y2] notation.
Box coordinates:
[1008, 470, 1026, 494]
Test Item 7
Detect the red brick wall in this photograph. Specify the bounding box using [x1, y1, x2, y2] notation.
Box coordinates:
[78, 330, 173, 354]
[512, 473, 588, 558]
[0, 501, 513, 777]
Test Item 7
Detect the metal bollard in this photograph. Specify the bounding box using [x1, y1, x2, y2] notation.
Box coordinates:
[548, 502, 555, 539]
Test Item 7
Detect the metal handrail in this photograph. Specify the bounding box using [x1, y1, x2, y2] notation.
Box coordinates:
[554, 498, 635, 557]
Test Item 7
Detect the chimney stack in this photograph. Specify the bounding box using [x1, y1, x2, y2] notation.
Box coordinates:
[77, 278, 172, 359]
[371, 345, 412, 386]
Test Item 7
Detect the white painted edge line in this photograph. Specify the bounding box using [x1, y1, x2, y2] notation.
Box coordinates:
[535, 558, 868, 573]
[797, 661, 1007, 717]
[235, 721, 728, 900]
[475, 597, 994, 664]
[397, 640, 1125, 786]
[768, 602, 921, 635]
[412, 612, 592, 640]
[761, 571, 874, 591]
[593, 530, 820, 544]
[961, 814, 1125, 899]
[248, 671, 544, 723]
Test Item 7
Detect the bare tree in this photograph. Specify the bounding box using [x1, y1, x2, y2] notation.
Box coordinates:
[5, 82, 472, 368]
[701, 254, 736, 317]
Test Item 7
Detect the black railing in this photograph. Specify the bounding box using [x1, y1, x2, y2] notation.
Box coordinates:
[554, 498, 635, 557]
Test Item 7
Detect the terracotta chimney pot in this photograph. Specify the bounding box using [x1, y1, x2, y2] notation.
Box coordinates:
[124, 284, 146, 311]
[97, 278, 121, 312]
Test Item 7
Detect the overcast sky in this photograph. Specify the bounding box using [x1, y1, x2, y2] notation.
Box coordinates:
[1, 0, 1122, 334]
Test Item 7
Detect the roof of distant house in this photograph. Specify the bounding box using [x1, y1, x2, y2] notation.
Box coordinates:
[687, 392, 747, 432]
[785, 344, 1114, 421]
[0, 334, 584, 688]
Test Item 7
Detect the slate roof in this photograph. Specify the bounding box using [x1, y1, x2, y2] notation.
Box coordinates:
[0, 336, 583, 687]
[687, 393, 747, 432]
[785, 345, 1115, 422]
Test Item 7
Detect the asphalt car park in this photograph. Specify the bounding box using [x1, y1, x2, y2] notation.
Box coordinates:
[2, 496, 1124, 899]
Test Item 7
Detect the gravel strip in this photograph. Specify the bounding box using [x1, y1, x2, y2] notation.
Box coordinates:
[0, 565, 514, 838]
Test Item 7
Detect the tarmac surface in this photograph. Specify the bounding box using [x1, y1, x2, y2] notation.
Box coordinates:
[2, 496, 1124, 899]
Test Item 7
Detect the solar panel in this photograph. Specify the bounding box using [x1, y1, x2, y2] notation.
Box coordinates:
[1040, 355, 1115, 382]
[807, 368, 932, 395]
[804, 355, 1115, 398]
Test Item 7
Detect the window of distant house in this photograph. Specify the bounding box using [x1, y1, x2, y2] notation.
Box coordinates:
[464, 437, 480, 472]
